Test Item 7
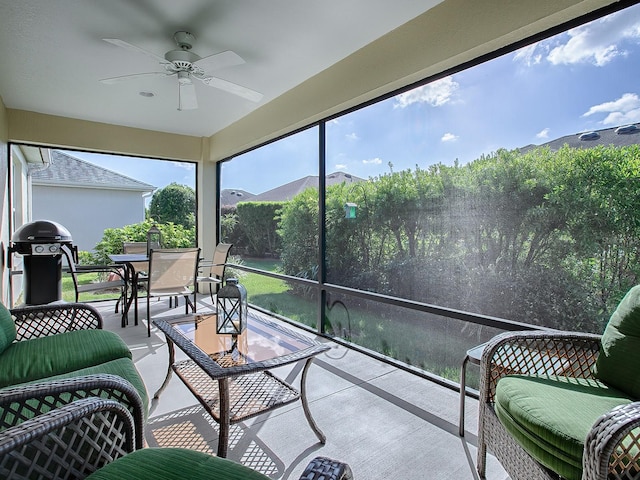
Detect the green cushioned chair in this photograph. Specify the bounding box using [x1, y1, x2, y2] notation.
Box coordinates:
[477, 285, 640, 480]
[0, 397, 353, 480]
[0, 302, 148, 448]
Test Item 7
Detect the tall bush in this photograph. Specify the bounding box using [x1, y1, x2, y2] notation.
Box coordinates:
[277, 145, 640, 332]
[236, 201, 283, 256]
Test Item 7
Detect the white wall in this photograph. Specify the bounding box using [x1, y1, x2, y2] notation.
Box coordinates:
[32, 185, 146, 252]
[0, 97, 9, 305]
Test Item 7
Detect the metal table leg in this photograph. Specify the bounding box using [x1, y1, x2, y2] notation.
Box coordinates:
[459, 354, 470, 436]
[153, 337, 175, 399]
[459, 343, 486, 437]
[301, 358, 326, 443]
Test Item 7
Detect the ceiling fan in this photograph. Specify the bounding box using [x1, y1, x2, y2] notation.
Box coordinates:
[100, 31, 263, 110]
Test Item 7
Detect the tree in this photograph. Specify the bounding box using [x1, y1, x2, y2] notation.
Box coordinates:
[148, 183, 195, 229]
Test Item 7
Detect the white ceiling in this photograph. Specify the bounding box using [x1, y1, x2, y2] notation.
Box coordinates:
[0, 1, 441, 138]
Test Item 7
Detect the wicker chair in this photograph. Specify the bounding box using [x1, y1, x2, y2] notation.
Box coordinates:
[0, 397, 354, 480]
[0, 374, 146, 449]
[477, 329, 640, 480]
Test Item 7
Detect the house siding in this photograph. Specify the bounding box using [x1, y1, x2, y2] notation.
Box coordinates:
[32, 185, 146, 251]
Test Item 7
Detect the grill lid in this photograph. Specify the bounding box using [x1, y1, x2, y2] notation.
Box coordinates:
[12, 220, 73, 243]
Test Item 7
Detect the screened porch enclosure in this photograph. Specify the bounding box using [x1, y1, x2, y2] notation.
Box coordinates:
[219, 2, 640, 391]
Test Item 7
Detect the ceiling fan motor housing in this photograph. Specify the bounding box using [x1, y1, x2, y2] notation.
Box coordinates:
[174, 31, 195, 50]
[165, 48, 199, 65]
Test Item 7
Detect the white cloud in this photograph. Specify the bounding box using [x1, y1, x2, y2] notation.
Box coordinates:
[346, 132, 359, 141]
[599, 110, 640, 125]
[513, 44, 544, 67]
[547, 9, 640, 66]
[335, 163, 347, 170]
[582, 93, 640, 124]
[393, 76, 459, 108]
[171, 161, 195, 171]
[362, 158, 382, 165]
[536, 128, 550, 139]
[441, 133, 458, 142]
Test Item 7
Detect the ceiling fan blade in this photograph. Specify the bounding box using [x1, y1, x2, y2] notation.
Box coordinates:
[199, 76, 263, 102]
[193, 50, 245, 72]
[178, 81, 198, 111]
[103, 38, 168, 64]
[100, 72, 173, 84]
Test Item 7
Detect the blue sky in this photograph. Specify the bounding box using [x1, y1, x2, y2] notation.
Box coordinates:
[73, 4, 640, 196]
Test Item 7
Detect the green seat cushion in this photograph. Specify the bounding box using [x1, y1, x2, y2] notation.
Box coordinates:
[495, 375, 632, 480]
[593, 285, 640, 399]
[86, 448, 269, 480]
[42, 357, 149, 417]
[0, 358, 148, 431]
[0, 304, 16, 354]
[0, 329, 131, 388]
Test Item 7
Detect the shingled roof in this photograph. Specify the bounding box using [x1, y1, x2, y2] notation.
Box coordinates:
[221, 189, 256, 206]
[521, 124, 640, 153]
[250, 171, 364, 202]
[31, 150, 155, 192]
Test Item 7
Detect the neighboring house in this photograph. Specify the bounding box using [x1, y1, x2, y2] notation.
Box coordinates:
[520, 124, 640, 153]
[30, 151, 155, 252]
[220, 189, 255, 207]
[250, 171, 364, 202]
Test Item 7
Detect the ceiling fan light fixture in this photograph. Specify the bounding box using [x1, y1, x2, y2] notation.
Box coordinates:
[177, 71, 192, 85]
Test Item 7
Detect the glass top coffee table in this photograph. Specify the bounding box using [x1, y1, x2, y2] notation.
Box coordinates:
[152, 310, 331, 458]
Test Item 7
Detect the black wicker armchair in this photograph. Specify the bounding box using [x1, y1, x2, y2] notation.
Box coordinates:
[0, 374, 146, 449]
[0, 397, 354, 480]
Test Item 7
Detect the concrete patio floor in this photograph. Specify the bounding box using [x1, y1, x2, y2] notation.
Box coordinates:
[93, 297, 509, 480]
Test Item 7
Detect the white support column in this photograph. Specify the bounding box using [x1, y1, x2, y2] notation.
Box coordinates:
[197, 153, 218, 266]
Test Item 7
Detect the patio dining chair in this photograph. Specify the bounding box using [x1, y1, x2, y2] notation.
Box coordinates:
[0, 396, 354, 480]
[123, 241, 150, 293]
[197, 242, 232, 304]
[144, 247, 200, 336]
[62, 245, 126, 311]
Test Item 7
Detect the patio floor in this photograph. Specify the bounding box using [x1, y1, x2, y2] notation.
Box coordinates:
[93, 296, 509, 480]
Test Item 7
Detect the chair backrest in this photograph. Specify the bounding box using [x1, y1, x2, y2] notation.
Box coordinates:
[0, 397, 136, 479]
[148, 248, 200, 293]
[123, 242, 147, 254]
[210, 243, 233, 280]
[123, 242, 149, 273]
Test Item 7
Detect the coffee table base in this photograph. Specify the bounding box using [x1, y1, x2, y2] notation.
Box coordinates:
[152, 316, 329, 458]
[164, 357, 325, 457]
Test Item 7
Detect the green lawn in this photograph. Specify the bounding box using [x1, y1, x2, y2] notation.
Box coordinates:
[62, 272, 122, 303]
[228, 258, 317, 324]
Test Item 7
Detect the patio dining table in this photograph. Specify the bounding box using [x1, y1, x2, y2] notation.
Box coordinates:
[108, 253, 148, 327]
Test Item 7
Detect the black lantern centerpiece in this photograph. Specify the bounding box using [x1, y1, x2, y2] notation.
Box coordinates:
[146, 224, 162, 255]
[216, 278, 247, 335]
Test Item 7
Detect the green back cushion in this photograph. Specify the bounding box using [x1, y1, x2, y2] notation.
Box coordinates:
[593, 285, 640, 398]
[495, 375, 632, 480]
[0, 303, 17, 354]
[86, 448, 270, 480]
[0, 329, 131, 388]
